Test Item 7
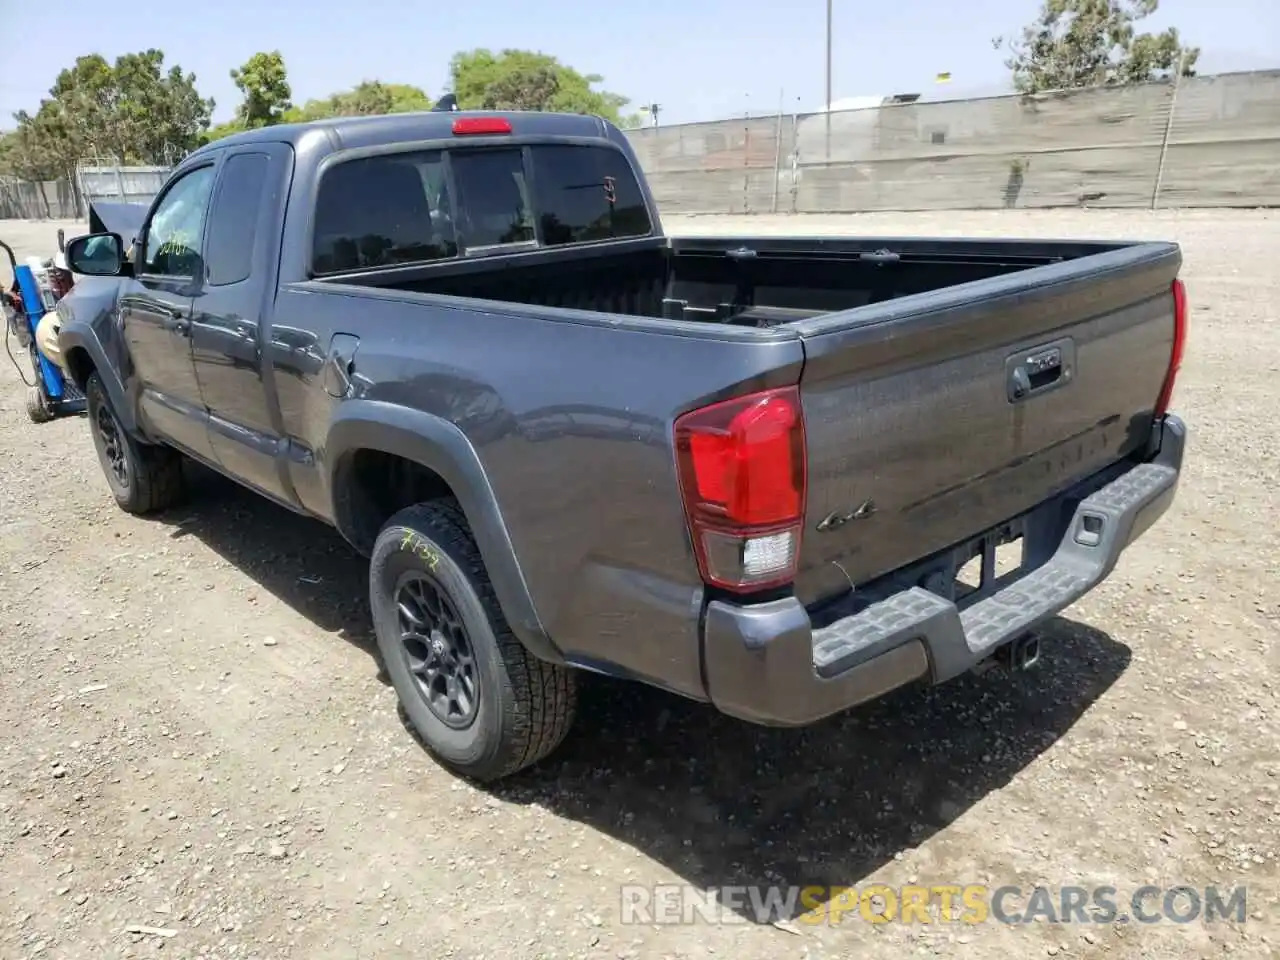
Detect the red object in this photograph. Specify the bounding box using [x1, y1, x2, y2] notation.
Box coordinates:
[1155, 277, 1188, 417]
[452, 117, 513, 136]
[674, 385, 807, 592]
[3, 285, 22, 316]
[49, 269, 74, 300]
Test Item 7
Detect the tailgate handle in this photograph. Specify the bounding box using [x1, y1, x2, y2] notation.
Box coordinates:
[1007, 339, 1075, 403]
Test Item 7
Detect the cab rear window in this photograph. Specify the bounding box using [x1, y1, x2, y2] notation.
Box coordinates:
[311, 143, 651, 275]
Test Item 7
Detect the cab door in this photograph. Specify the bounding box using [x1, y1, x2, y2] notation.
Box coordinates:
[123, 160, 220, 461]
[189, 144, 297, 504]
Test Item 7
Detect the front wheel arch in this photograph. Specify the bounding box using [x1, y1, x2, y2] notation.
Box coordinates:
[59, 331, 137, 435]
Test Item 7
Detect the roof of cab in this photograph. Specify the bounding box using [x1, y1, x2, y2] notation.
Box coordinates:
[187, 110, 614, 160]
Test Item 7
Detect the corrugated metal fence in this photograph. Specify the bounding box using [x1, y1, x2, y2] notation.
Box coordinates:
[0, 178, 79, 220]
[0, 164, 171, 220]
[77, 165, 172, 208]
[625, 69, 1280, 214]
[2, 70, 1277, 220]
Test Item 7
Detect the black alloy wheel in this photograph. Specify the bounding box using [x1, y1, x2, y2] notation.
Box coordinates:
[396, 572, 479, 728]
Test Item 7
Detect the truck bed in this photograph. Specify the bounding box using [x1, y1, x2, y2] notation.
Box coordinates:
[322, 234, 1129, 328]
[320, 234, 1180, 609]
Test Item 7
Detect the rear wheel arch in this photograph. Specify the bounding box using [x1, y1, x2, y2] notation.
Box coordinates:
[326, 404, 562, 664]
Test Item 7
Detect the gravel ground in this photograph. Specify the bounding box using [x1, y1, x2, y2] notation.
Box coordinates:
[1, 209, 1277, 960]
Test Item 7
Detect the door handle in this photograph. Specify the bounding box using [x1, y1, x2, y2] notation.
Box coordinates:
[161, 307, 190, 337]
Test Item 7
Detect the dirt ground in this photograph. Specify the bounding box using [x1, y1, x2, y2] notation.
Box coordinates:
[1, 209, 1277, 960]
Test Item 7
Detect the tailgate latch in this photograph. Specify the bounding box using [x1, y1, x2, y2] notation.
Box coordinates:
[1006, 337, 1075, 403]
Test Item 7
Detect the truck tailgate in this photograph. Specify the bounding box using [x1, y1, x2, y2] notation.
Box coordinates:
[791, 242, 1182, 606]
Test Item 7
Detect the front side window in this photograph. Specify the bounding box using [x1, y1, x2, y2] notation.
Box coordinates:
[312, 151, 456, 275]
[142, 165, 217, 277]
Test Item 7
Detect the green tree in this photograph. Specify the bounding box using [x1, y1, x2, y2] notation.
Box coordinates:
[285, 81, 432, 122]
[231, 51, 293, 128]
[480, 65, 562, 111]
[5, 50, 212, 182]
[383, 83, 435, 114]
[0, 115, 68, 181]
[200, 119, 247, 144]
[113, 50, 216, 163]
[995, 0, 1199, 93]
[0, 132, 14, 174]
[448, 49, 630, 122]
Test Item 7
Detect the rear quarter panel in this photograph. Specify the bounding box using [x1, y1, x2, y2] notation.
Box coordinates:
[271, 286, 804, 699]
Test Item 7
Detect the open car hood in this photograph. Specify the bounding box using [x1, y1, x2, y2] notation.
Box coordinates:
[88, 200, 148, 244]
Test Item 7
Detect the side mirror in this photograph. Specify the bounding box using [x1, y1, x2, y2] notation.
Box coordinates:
[64, 232, 127, 277]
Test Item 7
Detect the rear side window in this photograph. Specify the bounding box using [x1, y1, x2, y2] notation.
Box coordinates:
[205, 153, 270, 286]
[529, 144, 651, 245]
[312, 151, 456, 275]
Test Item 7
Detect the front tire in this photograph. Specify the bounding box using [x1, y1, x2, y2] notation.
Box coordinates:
[370, 501, 577, 782]
[85, 373, 184, 514]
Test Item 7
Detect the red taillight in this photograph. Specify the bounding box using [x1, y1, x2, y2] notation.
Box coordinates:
[1155, 277, 1188, 417]
[674, 386, 807, 593]
[452, 117, 512, 136]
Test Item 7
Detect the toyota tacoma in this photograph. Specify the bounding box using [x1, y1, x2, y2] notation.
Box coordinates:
[55, 108, 1189, 781]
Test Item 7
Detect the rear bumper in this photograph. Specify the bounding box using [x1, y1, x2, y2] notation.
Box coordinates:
[701, 413, 1187, 726]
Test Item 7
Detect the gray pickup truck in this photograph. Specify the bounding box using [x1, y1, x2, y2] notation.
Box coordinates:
[56, 108, 1188, 782]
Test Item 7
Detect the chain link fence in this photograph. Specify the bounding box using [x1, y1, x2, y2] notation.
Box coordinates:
[624, 69, 1280, 215]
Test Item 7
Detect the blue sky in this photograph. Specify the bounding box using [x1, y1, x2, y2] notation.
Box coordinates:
[0, 0, 1276, 128]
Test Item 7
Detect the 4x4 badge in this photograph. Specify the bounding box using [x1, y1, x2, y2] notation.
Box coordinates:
[817, 498, 877, 532]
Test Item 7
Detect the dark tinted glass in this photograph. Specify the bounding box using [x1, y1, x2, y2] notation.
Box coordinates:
[530, 145, 651, 246]
[449, 149, 535, 249]
[312, 151, 456, 275]
[205, 153, 270, 286]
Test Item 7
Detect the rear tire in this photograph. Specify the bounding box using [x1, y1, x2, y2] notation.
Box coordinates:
[370, 501, 577, 782]
[25, 385, 53, 423]
[85, 373, 184, 514]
